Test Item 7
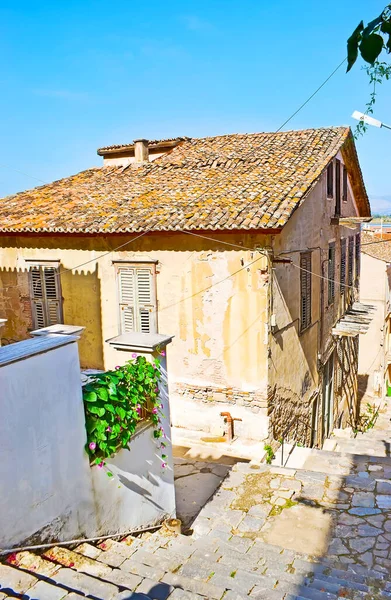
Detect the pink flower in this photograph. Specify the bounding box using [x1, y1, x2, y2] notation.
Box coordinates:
[89, 442, 96, 451]
[106, 426, 112, 433]
[160, 350, 166, 357]
[155, 387, 159, 393]
[115, 365, 121, 370]
[132, 353, 138, 358]
[152, 407, 158, 414]
[160, 403, 163, 409]
[136, 404, 142, 415]
[97, 461, 104, 469]
[161, 462, 167, 468]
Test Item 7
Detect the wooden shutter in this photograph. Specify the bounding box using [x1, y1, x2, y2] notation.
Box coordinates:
[355, 233, 360, 282]
[327, 162, 334, 197]
[29, 265, 63, 329]
[118, 264, 157, 334]
[335, 159, 341, 216]
[340, 239, 346, 294]
[44, 267, 62, 325]
[300, 253, 312, 332]
[328, 243, 335, 304]
[348, 237, 354, 286]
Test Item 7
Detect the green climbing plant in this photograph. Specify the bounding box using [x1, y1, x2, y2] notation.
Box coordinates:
[83, 353, 168, 475]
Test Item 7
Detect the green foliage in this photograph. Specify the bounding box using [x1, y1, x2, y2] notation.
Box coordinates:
[347, 5, 391, 72]
[264, 444, 275, 465]
[356, 402, 379, 433]
[347, 5, 391, 136]
[83, 355, 166, 473]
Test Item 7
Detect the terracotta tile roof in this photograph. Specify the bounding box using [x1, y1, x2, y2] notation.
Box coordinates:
[0, 127, 370, 234]
[361, 231, 391, 262]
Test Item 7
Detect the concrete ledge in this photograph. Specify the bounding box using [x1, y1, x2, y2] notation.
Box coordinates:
[106, 332, 174, 352]
[31, 324, 85, 337]
[0, 334, 79, 367]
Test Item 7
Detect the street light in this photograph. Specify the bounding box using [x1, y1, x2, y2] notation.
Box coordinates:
[351, 110, 391, 130]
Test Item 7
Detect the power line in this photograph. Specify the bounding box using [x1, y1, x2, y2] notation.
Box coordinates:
[275, 58, 347, 132]
[0, 165, 47, 185]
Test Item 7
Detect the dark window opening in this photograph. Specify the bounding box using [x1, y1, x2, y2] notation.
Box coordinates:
[335, 159, 341, 216]
[327, 162, 334, 198]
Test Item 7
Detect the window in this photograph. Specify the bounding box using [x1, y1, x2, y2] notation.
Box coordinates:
[29, 264, 63, 329]
[328, 243, 335, 304]
[348, 237, 354, 286]
[343, 166, 348, 202]
[355, 232, 360, 282]
[327, 162, 334, 197]
[116, 263, 157, 334]
[340, 239, 346, 294]
[335, 159, 341, 216]
[300, 252, 312, 332]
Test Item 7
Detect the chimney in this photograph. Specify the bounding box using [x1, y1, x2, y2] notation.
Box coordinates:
[134, 139, 149, 163]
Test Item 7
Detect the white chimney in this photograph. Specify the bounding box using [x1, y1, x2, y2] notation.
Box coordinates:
[134, 139, 149, 163]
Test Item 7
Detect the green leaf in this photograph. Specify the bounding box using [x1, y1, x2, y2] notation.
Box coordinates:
[362, 15, 383, 38]
[107, 471, 114, 477]
[104, 403, 115, 414]
[347, 20, 364, 72]
[381, 20, 391, 35]
[84, 391, 97, 402]
[97, 387, 109, 401]
[89, 406, 106, 417]
[359, 33, 384, 64]
[116, 407, 126, 420]
[107, 383, 117, 397]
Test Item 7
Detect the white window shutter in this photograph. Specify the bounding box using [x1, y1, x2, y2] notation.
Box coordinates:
[119, 268, 135, 304]
[137, 268, 155, 334]
[117, 265, 157, 334]
[121, 306, 135, 333]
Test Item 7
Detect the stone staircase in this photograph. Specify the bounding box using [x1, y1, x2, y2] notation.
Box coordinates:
[2, 500, 391, 600]
[2, 402, 391, 599]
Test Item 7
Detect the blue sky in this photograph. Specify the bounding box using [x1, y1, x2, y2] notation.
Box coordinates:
[0, 0, 390, 212]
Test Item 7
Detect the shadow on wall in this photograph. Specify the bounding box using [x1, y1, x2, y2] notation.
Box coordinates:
[357, 374, 370, 404]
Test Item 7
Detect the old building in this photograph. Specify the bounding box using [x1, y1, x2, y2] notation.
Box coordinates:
[358, 231, 391, 400]
[0, 127, 371, 446]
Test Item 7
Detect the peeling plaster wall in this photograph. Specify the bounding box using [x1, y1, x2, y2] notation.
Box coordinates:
[270, 153, 360, 444]
[0, 232, 271, 441]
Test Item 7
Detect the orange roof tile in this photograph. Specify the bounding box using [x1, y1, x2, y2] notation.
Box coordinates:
[0, 127, 370, 234]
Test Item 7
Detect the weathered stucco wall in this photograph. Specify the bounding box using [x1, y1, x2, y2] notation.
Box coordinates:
[358, 253, 387, 398]
[269, 151, 360, 444]
[0, 232, 272, 440]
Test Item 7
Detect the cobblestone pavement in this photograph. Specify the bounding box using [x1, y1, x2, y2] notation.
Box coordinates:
[2, 405, 391, 599]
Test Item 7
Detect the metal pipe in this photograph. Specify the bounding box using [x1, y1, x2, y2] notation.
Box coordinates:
[220, 412, 242, 443]
[0, 523, 162, 557]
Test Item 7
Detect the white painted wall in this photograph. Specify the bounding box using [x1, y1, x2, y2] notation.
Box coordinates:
[359, 253, 387, 397]
[0, 335, 175, 549]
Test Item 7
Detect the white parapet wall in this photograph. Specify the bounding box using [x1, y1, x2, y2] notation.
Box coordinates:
[0, 333, 175, 549]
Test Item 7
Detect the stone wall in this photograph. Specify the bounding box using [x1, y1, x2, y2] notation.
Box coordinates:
[267, 383, 314, 446]
[174, 382, 268, 412]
